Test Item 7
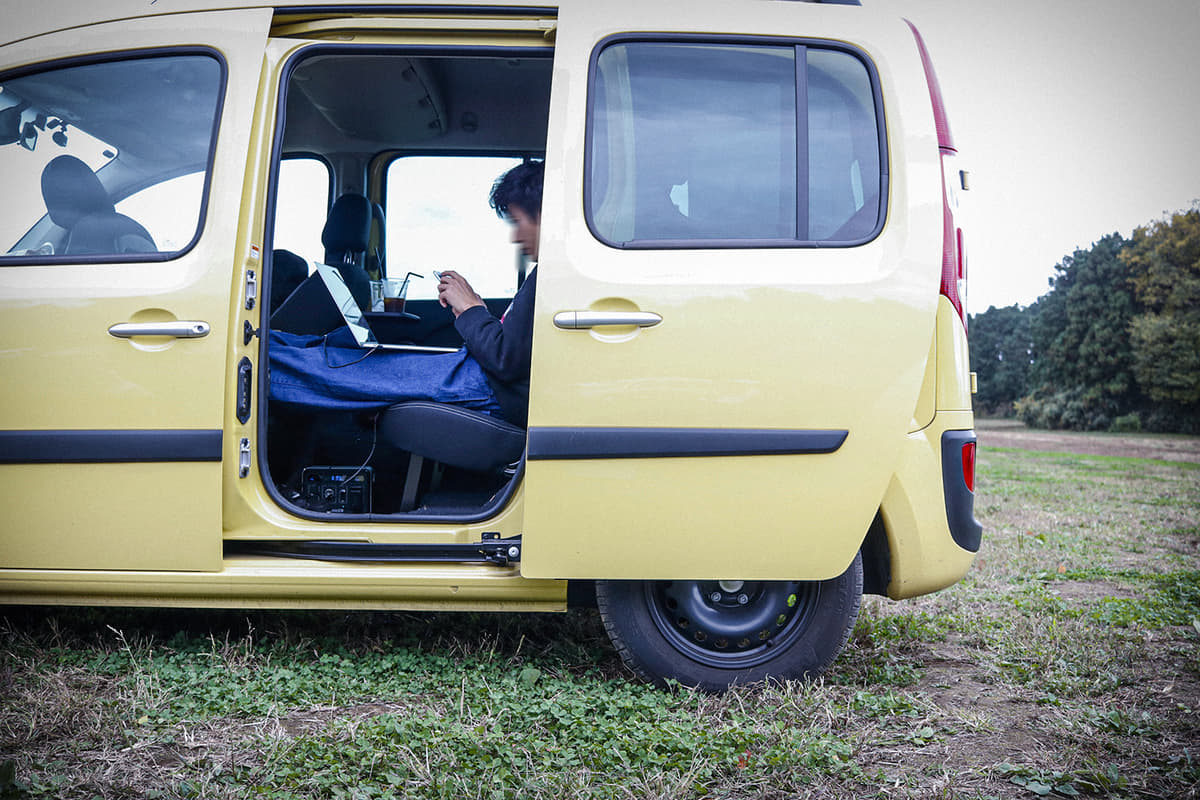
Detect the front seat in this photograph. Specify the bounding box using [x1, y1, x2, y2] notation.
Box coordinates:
[270, 248, 309, 311]
[377, 401, 526, 511]
[40, 155, 156, 255]
[321, 193, 373, 311]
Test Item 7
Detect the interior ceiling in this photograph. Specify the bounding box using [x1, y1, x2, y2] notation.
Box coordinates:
[282, 53, 552, 156]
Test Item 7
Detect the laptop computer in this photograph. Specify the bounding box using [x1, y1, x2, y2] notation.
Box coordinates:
[272, 260, 457, 353]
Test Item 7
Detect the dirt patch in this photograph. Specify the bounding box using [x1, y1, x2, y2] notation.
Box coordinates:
[1046, 579, 1140, 606]
[273, 701, 411, 737]
[976, 420, 1200, 463]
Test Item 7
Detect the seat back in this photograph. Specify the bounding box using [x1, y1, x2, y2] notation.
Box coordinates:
[41, 154, 111, 229]
[66, 212, 156, 255]
[321, 193, 373, 310]
[271, 249, 309, 311]
[40, 155, 156, 255]
[367, 201, 387, 278]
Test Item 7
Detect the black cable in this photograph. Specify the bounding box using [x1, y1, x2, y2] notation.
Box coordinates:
[340, 413, 378, 488]
[322, 333, 378, 368]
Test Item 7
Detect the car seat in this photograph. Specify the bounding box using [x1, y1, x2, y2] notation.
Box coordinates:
[40, 155, 156, 255]
[367, 201, 386, 278]
[321, 193, 373, 311]
[376, 401, 526, 511]
[270, 248, 309, 311]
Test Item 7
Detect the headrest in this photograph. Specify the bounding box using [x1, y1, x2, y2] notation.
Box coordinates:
[273, 247, 309, 275]
[321, 193, 372, 254]
[41, 155, 113, 229]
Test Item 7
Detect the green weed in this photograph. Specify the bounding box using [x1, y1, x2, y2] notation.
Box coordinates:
[3, 438, 1200, 799]
[1091, 570, 1200, 628]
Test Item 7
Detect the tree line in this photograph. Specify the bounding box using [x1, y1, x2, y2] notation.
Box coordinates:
[968, 204, 1200, 434]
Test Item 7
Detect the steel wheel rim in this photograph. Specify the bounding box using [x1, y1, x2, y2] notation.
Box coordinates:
[645, 579, 821, 669]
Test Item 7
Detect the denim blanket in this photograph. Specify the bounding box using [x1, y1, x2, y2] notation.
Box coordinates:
[268, 327, 501, 416]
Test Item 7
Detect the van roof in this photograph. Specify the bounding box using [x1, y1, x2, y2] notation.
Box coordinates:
[3, 0, 863, 50]
[5, 1, 544, 49]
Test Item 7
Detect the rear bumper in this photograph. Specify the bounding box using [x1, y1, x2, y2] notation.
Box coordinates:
[941, 429, 982, 552]
[877, 411, 980, 599]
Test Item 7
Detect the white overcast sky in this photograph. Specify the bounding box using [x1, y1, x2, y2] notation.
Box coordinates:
[889, 0, 1200, 313]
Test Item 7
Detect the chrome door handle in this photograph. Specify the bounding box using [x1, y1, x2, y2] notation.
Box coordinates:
[553, 311, 662, 330]
[108, 321, 211, 339]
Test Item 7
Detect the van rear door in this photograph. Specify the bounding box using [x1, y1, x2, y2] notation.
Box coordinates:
[522, 4, 941, 580]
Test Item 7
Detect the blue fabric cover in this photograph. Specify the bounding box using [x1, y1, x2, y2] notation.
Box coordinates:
[269, 327, 501, 416]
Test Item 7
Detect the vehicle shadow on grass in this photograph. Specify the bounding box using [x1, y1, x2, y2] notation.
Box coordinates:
[0, 603, 625, 678]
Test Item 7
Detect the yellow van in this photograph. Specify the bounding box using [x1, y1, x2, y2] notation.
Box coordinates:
[0, 0, 979, 690]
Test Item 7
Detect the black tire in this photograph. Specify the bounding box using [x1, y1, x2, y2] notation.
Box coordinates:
[596, 553, 863, 691]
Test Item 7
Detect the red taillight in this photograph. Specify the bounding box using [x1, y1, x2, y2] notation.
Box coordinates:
[905, 21, 954, 153]
[961, 441, 976, 493]
[940, 184, 962, 319]
[907, 20, 967, 331]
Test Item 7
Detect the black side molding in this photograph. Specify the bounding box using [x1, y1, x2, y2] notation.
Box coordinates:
[526, 427, 847, 460]
[0, 429, 222, 464]
[228, 535, 521, 566]
[941, 429, 982, 552]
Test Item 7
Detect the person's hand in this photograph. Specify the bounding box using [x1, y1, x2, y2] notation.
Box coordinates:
[437, 270, 485, 318]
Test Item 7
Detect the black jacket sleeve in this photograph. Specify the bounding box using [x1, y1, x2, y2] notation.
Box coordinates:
[454, 269, 536, 426]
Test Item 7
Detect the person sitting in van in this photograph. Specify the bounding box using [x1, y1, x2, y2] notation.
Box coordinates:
[269, 160, 543, 427]
[435, 159, 541, 426]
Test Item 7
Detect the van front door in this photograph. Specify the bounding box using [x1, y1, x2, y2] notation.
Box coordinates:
[522, 6, 937, 580]
[0, 11, 271, 571]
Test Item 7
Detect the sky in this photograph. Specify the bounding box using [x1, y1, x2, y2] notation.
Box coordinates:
[889, 0, 1200, 313]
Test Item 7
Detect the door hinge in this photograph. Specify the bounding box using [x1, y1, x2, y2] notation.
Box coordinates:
[239, 437, 252, 478]
[244, 269, 258, 310]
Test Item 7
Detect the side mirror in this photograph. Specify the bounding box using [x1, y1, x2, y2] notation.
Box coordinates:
[18, 120, 37, 150]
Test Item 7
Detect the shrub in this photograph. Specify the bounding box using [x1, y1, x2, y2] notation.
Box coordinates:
[1109, 413, 1142, 433]
[1017, 387, 1127, 431]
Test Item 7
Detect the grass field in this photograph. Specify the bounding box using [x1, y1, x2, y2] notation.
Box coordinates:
[2, 431, 1198, 799]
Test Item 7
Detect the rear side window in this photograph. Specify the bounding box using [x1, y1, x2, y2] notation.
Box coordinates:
[587, 39, 884, 248]
[386, 155, 525, 300]
[273, 156, 331, 261]
[0, 52, 223, 262]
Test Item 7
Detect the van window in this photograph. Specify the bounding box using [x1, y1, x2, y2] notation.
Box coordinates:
[115, 172, 204, 252]
[273, 156, 331, 262]
[0, 52, 223, 261]
[587, 40, 883, 247]
[386, 155, 524, 300]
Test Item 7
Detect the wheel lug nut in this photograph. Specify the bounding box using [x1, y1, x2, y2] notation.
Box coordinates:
[737, 593, 749, 605]
[709, 592, 722, 603]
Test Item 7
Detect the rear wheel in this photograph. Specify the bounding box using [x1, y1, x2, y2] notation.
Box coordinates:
[596, 553, 862, 691]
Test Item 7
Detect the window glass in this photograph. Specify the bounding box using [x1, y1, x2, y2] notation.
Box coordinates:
[116, 172, 203, 252]
[272, 157, 330, 263]
[588, 41, 881, 247]
[386, 155, 524, 300]
[0, 53, 223, 260]
[807, 48, 881, 241]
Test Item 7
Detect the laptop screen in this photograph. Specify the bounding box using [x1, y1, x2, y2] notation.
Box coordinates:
[313, 262, 379, 348]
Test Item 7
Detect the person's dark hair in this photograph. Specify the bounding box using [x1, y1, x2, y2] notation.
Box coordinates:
[490, 160, 544, 220]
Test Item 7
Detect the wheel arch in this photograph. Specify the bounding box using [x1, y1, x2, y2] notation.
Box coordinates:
[859, 510, 893, 596]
